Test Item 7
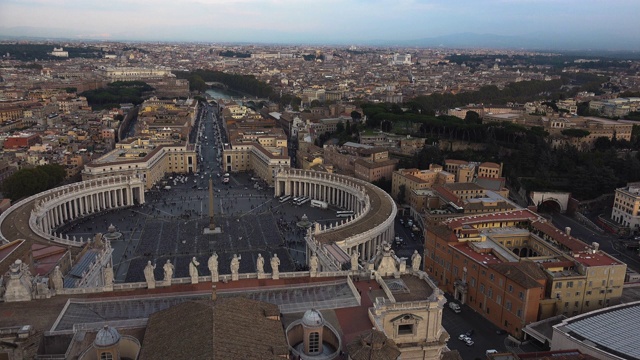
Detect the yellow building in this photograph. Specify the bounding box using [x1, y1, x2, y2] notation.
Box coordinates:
[391, 166, 455, 200]
[82, 137, 197, 189]
[611, 182, 640, 230]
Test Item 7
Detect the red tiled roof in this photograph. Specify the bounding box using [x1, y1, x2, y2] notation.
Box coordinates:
[572, 250, 625, 267]
[530, 221, 587, 252]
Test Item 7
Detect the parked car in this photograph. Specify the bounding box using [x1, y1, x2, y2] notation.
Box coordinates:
[465, 338, 474, 346]
[458, 334, 469, 341]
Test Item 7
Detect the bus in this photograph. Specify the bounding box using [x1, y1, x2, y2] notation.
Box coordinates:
[310, 200, 328, 209]
[336, 210, 354, 218]
[295, 197, 310, 206]
[279, 195, 292, 203]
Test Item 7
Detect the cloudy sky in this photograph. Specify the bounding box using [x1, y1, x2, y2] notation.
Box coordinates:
[0, 0, 639, 48]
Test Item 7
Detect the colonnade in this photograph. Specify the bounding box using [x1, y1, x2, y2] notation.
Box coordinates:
[275, 169, 396, 269]
[3, 176, 148, 247]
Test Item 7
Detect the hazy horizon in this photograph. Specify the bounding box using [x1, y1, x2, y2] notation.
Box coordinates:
[1, 0, 639, 50]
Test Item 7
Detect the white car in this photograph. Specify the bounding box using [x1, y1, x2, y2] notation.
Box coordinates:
[464, 338, 474, 346]
[458, 334, 469, 341]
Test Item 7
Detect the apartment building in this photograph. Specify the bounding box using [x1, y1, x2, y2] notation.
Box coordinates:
[611, 182, 640, 229]
[391, 166, 455, 200]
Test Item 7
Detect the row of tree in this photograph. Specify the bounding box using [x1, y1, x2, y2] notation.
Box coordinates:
[1, 164, 67, 201]
[0, 44, 103, 61]
[174, 70, 274, 98]
[80, 81, 154, 110]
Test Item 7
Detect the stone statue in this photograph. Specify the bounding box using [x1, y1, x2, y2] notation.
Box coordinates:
[230, 254, 240, 281]
[256, 253, 265, 277]
[351, 251, 359, 271]
[309, 253, 319, 275]
[271, 254, 280, 280]
[208, 253, 219, 282]
[411, 250, 422, 272]
[144, 261, 156, 289]
[163, 260, 174, 283]
[51, 265, 63, 291]
[189, 257, 200, 284]
[104, 264, 114, 288]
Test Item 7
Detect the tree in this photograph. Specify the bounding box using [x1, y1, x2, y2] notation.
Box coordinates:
[350, 110, 362, 122]
[1, 164, 66, 201]
[336, 121, 345, 134]
[464, 110, 481, 124]
[561, 129, 590, 138]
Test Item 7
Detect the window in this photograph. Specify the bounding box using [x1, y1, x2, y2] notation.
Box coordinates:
[309, 332, 320, 353]
[100, 353, 113, 360]
[496, 295, 502, 305]
[519, 291, 524, 300]
[517, 309, 523, 318]
[555, 282, 562, 289]
[490, 273, 495, 281]
[506, 301, 512, 311]
[508, 285, 513, 293]
[398, 324, 414, 335]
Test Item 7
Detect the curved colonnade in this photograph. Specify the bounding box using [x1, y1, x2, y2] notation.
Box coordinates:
[274, 169, 396, 270]
[0, 176, 145, 247]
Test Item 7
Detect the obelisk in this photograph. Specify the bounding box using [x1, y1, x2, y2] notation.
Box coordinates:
[204, 176, 222, 234]
[208, 176, 215, 229]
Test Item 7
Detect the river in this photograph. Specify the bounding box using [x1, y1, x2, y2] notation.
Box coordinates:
[205, 87, 244, 100]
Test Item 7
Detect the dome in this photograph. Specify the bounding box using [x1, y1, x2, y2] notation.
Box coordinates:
[94, 325, 120, 347]
[301, 309, 323, 327]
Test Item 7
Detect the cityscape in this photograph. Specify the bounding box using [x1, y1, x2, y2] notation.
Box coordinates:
[1, 1, 640, 360]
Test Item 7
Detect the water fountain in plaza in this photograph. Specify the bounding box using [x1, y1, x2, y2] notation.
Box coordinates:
[296, 214, 313, 229]
[101, 224, 122, 241]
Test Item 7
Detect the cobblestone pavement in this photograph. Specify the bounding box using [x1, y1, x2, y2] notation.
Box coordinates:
[60, 104, 346, 283]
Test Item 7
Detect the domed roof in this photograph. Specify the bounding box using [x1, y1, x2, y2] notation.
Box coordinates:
[301, 309, 324, 327]
[94, 325, 120, 347]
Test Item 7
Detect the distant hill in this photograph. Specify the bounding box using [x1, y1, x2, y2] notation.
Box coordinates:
[391, 32, 640, 51]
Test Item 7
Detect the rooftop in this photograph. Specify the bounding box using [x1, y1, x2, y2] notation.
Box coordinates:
[556, 301, 640, 360]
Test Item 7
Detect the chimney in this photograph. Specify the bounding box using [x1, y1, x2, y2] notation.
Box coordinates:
[565, 227, 571, 236]
[592, 242, 599, 253]
[211, 284, 217, 301]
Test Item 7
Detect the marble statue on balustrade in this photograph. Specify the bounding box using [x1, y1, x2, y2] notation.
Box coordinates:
[230, 254, 240, 281]
[411, 250, 422, 272]
[189, 257, 200, 284]
[144, 261, 156, 289]
[4, 260, 33, 302]
[351, 250, 360, 271]
[309, 252, 319, 277]
[271, 254, 281, 280]
[208, 252, 219, 282]
[372, 242, 398, 277]
[256, 253, 265, 279]
[163, 260, 174, 285]
[51, 265, 63, 291]
[104, 263, 114, 290]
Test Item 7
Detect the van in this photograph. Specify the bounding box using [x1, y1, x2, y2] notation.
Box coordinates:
[486, 349, 498, 355]
[448, 302, 461, 313]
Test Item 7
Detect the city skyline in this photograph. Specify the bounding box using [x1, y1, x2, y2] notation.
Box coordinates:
[1, 0, 640, 50]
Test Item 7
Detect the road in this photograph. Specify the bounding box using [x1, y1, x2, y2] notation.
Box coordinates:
[551, 212, 640, 272]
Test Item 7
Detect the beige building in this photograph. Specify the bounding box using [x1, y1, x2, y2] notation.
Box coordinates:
[222, 128, 290, 185]
[391, 166, 455, 200]
[611, 182, 640, 230]
[82, 137, 197, 189]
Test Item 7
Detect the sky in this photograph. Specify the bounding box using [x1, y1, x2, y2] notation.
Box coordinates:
[0, 0, 639, 49]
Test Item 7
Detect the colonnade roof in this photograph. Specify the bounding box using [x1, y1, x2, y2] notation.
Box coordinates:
[315, 181, 393, 244]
